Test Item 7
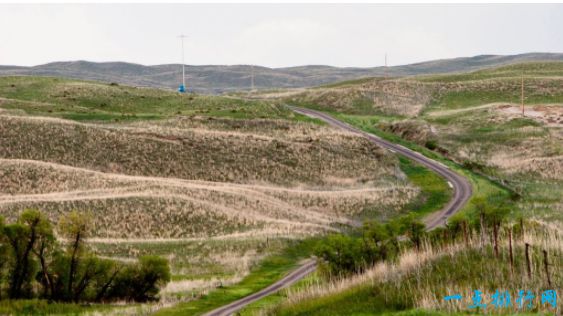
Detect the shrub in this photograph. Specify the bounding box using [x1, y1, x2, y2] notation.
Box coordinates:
[424, 139, 438, 150]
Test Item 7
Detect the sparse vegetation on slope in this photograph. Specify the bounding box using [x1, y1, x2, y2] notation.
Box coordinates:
[282, 62, 562, 227]
[0, 76, 424, 314]
[0, 114, 417, 239]
[285, 62, 563, 117]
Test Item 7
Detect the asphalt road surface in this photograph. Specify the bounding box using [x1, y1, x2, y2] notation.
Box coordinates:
[202, 259, 317, 316]
[204, 107, 472, 316]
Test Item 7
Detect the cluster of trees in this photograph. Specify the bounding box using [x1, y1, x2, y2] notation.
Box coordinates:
[316, 197, 515, 276]
[315, 214, 426, 276]
[0, 210, 170, 303]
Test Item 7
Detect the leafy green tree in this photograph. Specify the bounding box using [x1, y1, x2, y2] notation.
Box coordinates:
[0, 210, 170, 303]
[31, 214, 56, 299]
[315, 234, 364, 276]
[447, 213, 471, 246]
[4, 210, 51, 299]
[0, 216, 7, 300]
[58, 211, 91, 301]
[92, 259, 122, 302]
[362, 221, 397, 262]
[399, 214, 426, 251]
[110, 256, 170, 302]
[133, 256, 171, 302]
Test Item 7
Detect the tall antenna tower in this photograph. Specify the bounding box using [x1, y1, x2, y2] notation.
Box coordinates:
[178, 34, 188, 93]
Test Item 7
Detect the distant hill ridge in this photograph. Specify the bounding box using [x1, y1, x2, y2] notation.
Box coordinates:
[1, 52, 561, 94]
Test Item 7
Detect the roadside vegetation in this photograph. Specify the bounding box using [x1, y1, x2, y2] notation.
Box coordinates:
[153, 238, 319, 316]
[258, 204, 561, 315]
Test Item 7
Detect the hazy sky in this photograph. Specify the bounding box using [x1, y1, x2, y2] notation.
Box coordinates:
[1, 4, 562, 68]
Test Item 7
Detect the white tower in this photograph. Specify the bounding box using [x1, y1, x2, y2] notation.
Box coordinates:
[178, 34, 188, 93]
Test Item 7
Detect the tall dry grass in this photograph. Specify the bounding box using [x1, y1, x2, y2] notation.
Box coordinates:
[272, 223, 561, 315]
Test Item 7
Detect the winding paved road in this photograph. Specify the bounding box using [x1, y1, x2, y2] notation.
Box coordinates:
[204, 107, 472, 316]
[202, 259, 317, 316]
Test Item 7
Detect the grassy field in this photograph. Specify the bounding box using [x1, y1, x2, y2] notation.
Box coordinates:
[233, 62, 561, 315]
[0, 76, 427, 314]
[152, 238, 319, 316]
[0, 76, 299, 121]
[282, 61, 562, 226]
[417, 61, 563, 82]
[0, 91, 416, 239]
[285, 62, 563, 117]
[2, 61, 559, 315]
[0, 300, 128, 315]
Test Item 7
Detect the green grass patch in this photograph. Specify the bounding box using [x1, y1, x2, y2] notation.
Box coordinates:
[398, 156, 451, 216]
[328, 113, 512, 219]
[317, 77, 381, 89]
[0, 76, 296, 122]
[153, 238, 319, 316]
[417, 61, 563, 83]
[0, 299, 125, 315]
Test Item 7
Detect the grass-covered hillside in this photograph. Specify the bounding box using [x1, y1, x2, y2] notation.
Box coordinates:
[281, 62, 563, 226]
[286, 62, 563, 117]
[0, 76, 296, 121]
[0, 76, 425, 314]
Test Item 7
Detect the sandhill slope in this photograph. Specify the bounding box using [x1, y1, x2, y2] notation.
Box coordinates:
[0, 77, 417, 239]
[281, 62, 563, 225]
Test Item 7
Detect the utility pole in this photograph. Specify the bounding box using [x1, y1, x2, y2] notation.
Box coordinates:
[385, 53, 388, 79]
[178, 34, 188, 93]
[374, 53, 388, 106]
[520, 70, 525, 116]
[251, 65, 255, 92]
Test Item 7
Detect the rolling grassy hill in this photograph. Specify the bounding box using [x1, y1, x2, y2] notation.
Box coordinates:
[1, 53, 562, 93]
[280, 61, 563, 227]
[0, 76, 425, 314]
[221, 61, 561, 316]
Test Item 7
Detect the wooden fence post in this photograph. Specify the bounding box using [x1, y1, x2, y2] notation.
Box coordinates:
[525, 243, 532, 279]
[480, 212, 486, 248]
[493, 222, 499, 258]
[509, 228, 514, 275]
[543, 250, 551, 287]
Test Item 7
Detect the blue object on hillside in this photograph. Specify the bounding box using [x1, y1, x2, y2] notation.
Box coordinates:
[178, 84, 186, 93]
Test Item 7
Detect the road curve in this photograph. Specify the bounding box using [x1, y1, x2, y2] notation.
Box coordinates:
[291, 106, 472, 229]
[204, 107, 472, 316]
[202, 259, 317, 316]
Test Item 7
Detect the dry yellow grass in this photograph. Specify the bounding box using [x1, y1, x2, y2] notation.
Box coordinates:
[289, 79, 432, 116]
[0, 158, 416, 238]
[0, 114, 395, 186]
[273, 224, 561, 315]
[0, 114, 417, 238]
